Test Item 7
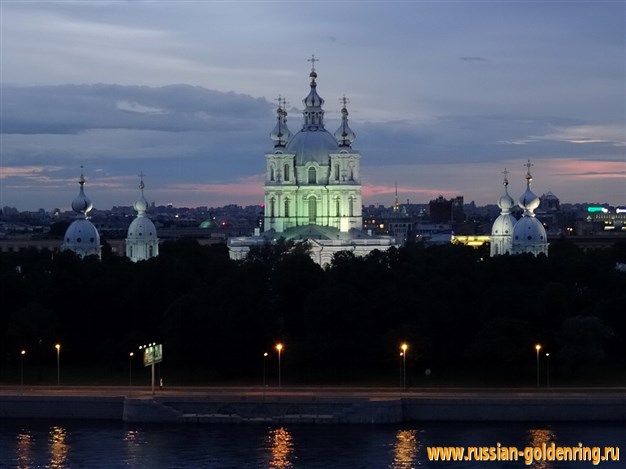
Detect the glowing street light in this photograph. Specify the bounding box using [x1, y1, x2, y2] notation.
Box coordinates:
[20, 350, 26, 387]
[535, 344, 542, 388]
[55, 344, 61, 385]
[400, 343, 408, 390]
[276, 343, 283, 388]
[129, 352, 134, 388]
[263, 352, 268, 387]
[545, 352, 550, 388]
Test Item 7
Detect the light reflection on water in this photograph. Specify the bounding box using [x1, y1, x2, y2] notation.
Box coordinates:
[1, 421, 624, 468]
[48, 426, 69, 468]
[16, 431, 33, 469]
[268, 427, 294, 469]
[527, 428, 557, 469]
[390, 429, 420, 469]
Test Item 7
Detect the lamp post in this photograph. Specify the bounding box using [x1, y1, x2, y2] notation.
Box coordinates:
[55, 344, 61, 385]
[400, 343, 408, 390]
[263, 352, 268, 387]
[275, 343, 283, 388]
[129, 352, 134, 388]
[545, 352, 550, 388]
[20, 350, 26, 387]
[535, 344, 541, 388]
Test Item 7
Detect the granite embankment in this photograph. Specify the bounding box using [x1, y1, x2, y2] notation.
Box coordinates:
[1, 388, 626, 424]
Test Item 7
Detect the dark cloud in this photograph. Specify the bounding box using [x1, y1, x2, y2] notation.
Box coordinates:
[1, 84, 273, 135]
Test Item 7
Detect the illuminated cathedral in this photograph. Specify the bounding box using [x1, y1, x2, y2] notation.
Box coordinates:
[229, 58, 395, 266]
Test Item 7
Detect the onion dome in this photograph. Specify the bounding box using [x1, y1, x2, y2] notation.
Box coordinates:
[497, 169, 515, 212]
[270, 96, 292, 148]
[285, 55, 341, 165]
[518, 160, 540, 215]
[71, 168, 93, 216]
[334, 95, 356, 147]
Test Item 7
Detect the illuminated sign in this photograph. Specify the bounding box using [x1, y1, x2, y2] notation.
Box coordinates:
[587, 207, 608, 213]
[141, 343, 163, 367]
[617, 208, 626, 214]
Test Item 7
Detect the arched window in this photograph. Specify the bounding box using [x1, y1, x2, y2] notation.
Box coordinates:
[334, 164, 340, 181]
[349, 167, 354, 181]
[335, 198, 341, 217]
[284, 198, 290, 218]
[270, 165, 275, 181]
[348, 197, 355, 217]
[308, 167, 316, 184]
[308, 197, 317, 224]
[284, 164, 290, 181]
[148, 245, 153, 257]
[270, 198, 276, 218]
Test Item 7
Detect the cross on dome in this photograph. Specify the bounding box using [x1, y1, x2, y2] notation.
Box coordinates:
[308, 54, 318, 73]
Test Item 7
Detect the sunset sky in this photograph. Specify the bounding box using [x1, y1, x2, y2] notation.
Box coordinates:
[1, 1, 624, 211]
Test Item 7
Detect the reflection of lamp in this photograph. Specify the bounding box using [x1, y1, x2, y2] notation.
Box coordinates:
[55, 344, 61, 385]
[269, 427, 293, 468]
[535, 344, 541, 388]
[392, 429, 419, 468]
[275, 343, 283, 387]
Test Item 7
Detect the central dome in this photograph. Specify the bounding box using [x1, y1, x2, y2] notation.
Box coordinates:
[286, 129, 340, 166]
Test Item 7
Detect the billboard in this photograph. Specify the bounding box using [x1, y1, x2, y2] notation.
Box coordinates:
[142, 344, 163, 367]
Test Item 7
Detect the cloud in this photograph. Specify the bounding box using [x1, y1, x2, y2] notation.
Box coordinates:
[458, 56, 487, 62]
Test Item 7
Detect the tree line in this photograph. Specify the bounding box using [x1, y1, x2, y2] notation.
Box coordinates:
[1, 238, 625, 386]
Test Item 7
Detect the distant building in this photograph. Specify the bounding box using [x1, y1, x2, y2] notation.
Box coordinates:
[228, 59, 395, 266]
[126, 174, 159, 262]
[61, 168, 101, 259]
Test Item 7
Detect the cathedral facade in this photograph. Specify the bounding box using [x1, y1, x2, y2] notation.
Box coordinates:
[229, 59, 395, 266]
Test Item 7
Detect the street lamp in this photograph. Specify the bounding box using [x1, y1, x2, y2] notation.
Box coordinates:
[20, 350, 26, 387]
[263, 352, 268, 387]
[535, 344, 541, 388]
[400, 343, 408, 390]
[545, 352, 550, 388]
[129, 352, 134, 388]
[55, 344, 61, 385]
[275, 343, 283, 388]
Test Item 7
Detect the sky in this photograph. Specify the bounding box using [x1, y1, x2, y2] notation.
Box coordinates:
[1, 0, 624, 212]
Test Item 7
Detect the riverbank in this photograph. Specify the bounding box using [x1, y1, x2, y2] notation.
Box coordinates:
[1, 386, 625, 423]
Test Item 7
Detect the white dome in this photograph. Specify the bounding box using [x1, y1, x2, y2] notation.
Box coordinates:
[519, 186, 540, 212]
[512, 216, 547, 245]
[286, 129, 340, 166]
[127, 216, 157, 240]
[62, 218, 101, 258]
[491, 213, 517, 236]
[498, 193, 515, 211]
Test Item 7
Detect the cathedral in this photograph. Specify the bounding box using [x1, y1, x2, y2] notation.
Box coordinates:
[490, 161, 549, 257]
[229, 59, 396, 266]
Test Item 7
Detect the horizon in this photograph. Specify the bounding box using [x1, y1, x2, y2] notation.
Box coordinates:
[1, 1, 624, 212]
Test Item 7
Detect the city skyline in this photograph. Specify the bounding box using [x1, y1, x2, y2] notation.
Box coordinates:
[1, 1, 624, 211]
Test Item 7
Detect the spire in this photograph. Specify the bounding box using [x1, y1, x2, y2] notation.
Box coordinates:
[71, 165, 93, 217]
[134, 172, 148, 217]
[519, 160, 540, 215]
[302, 54, 325, 130]
[270, 95, 292, 147]
[334, 94, 356, 147]
[393, 181, 400, 212]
